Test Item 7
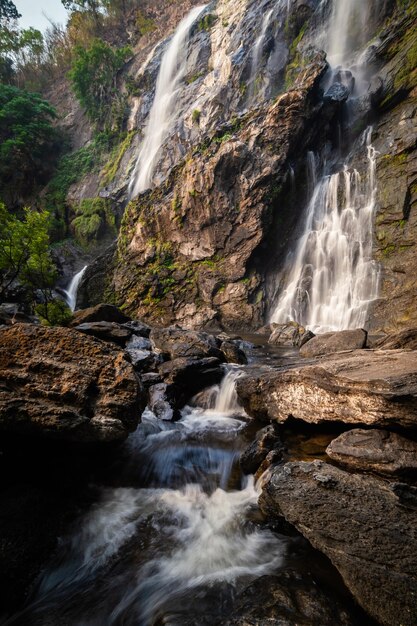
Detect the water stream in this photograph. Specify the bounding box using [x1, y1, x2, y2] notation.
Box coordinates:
[5, 368, 287, 626]
[128, 5, 208, 199]
[64, 266, 87, 312]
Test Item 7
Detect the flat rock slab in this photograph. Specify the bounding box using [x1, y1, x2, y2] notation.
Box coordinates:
[236, 350, 417, 429]
[260, 461, 417, 626]
[0, 324, 144, 442]
[299, 329, 367, 358]
[327, 428, 417, 476]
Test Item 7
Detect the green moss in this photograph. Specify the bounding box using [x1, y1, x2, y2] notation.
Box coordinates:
[186, 72, 204, 84]
[192, 109, 201, 124]
[198, 14, 217, 31]
[101, 130, 135, 186]
[136, 10, 156, 35]
[71, 197, 115, 245]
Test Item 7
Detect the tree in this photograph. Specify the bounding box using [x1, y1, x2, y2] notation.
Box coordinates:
[68, 38, 130, 128]
[0, 84, 61, 202]
[0, 204, 56, 300]
[0, 0, 20, 25]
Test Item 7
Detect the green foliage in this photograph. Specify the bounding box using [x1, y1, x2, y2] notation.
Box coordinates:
[198, 14, 217, 31]
[101, 129, 135, 185]
[0, 84, 60, 202]
[136, 10, 155, 35]
[35, 298, 73, 326]
[0, 0, 20, 24]
[192, 108, 201, 124]
[68, 38, 131, 128]
[71, 196, 115, 244]
[0, 203, 57, 306]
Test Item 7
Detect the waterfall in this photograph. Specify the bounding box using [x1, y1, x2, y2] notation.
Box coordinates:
[213, 368, 244, 414]
[64, 266, 87, 312]
[271, 129, 380, 333]
[128, 5, 207, 199]
[326, 0, 370, 67]
[247, 8, 274, 103]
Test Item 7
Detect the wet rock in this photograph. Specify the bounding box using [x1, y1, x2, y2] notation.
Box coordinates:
[71, 303, 131, 326]
[148, 383, 178, 422]
[122, 319, 152, 338]
[240, 425, 284, 475]
[220, 340, 248, 364]
[299, 329, 367, 357]
[159, 356, 224, 404]
[224, 572, 357, 626]
[0, 324, 144, 442]
[268, 322, 315, 348]
[236, 350, 417, 429]
[74, 321, 132, 347]
[140, 372, 163, 388]
[327, 428, 417, 477]
[324, 82, 350, 103]
[260, 461, 417, 626]
[150, 327, 224, 360]
[374, 328, 417, 350]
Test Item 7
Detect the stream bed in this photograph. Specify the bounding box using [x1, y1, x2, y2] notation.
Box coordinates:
[2, 366, 371, 626]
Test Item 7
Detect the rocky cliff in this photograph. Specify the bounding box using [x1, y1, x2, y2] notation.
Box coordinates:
[56, 0, 416, 333]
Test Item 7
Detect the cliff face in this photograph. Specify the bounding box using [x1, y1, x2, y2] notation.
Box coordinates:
[71, 0, 416, 332]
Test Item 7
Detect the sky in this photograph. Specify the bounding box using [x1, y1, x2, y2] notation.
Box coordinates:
[14, 0, 69, 32]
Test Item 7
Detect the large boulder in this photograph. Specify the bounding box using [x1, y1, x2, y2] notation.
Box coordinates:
[236, 350, 417, 429]
[71, 303, 131, 326]
[268, 322, 315, 348]
[0, 324, 144, 442]
[299, 329, 367, 358]
[74, 321, 132, 347]
[223, 572, 357, 626]
[150, 327, 224, 360]
[260, 461, 417, 626]
[326, 428, 417, 477]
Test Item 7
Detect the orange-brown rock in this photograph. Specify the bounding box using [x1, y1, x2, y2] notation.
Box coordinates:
[0, 324, 145, 442]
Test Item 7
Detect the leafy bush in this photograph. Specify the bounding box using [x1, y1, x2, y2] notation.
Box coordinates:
[0, 84, 61, 202]
[71, 196, 115, 244]
[68, 38, 131, 128]
[35, 298, 73, 326]
[0, 203, 57, 306]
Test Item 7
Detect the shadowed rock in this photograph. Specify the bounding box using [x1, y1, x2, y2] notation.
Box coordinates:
[0, 324, 144, 442]
[260, 461, 417, 626]
[71, 303, 131, 326]
[326, 428, 417, 476]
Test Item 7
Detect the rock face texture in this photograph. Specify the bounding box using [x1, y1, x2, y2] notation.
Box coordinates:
[112, 52, 330, 329]
[299, 329, 367, 358]
[0, 324, 144, 442]
[236, 350, 417, 429]
[327, 428, 417, 477]
[260, 461, 417, 626]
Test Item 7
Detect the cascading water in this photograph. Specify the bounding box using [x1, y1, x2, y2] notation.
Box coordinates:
[271, 129, 380, 333]
[63, 266, 87, 312]
[271, 0, 381, 333]
[128, 5, 207, 199]
[5, 368, 286, 626]
[247, 8, 274, 103]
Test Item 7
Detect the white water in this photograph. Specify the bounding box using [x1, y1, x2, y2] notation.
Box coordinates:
[13, 367, 285, 625]
[271, 129, 380, 333]
[63, 265, 87, 312]
[326, 0, 370, 67]
[128, 5, 207, 199]
[247, 8, 274, 103]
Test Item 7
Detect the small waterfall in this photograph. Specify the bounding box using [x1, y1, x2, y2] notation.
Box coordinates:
[213, 368, 244, 414]
[247, 8, 274, 103]
[271, 129, 380, 333]
[128, 5, 207, 199]
[64, 266, 87, 312]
